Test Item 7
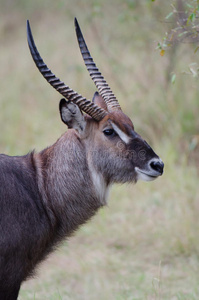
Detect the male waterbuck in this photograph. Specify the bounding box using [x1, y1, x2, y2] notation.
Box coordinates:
[0, 19, 164, 299]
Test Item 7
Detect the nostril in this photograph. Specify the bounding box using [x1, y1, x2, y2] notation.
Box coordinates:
[150, 160, 164, 174]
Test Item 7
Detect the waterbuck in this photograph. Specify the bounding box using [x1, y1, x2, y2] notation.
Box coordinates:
[0, 18, 164, 300]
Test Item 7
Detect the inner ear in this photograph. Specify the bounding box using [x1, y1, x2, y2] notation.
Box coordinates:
[59, 98, 86, 133]
[92, 92, 108, 111]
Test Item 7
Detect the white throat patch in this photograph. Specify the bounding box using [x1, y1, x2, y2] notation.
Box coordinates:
[89, 165, 110, 205]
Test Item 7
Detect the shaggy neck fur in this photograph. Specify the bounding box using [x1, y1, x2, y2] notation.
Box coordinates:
[36, 131, 107, 240]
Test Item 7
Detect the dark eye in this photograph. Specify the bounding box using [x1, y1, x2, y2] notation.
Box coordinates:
[103, 129, 116, 136]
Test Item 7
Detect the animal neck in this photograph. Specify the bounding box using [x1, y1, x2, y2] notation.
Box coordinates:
[35, 131, 109, 238]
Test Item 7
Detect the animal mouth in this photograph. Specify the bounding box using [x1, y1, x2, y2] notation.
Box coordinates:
[135, 167, 161, 182]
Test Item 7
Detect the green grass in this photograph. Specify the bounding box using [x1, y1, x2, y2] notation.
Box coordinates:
[0, 1, 199, 299]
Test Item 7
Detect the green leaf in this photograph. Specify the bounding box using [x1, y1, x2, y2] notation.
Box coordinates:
[187, 12, 196, 25]
[189, 137, 198, 151]
[165, 12, 173, 20]
[194, 46, 199, 53]
[156, 42, 162, 50]
[190, 12, 196, 22]
[171, 73, 176, 84]
[178, 31, 188, 37]
[186, 3, 194, 9]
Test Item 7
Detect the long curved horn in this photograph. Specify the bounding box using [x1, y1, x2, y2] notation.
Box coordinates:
[27, 20, 107, 122]
[74, 18, 121, 112]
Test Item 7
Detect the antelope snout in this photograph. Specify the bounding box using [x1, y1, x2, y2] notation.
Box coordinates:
[135, 157, 164, 182]
[150, 159, 164, 175]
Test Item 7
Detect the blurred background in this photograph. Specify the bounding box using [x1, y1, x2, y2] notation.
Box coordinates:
[0, 0, 199, 299]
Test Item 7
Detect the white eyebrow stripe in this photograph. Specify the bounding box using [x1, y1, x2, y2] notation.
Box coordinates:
[111, 122, 130, 144]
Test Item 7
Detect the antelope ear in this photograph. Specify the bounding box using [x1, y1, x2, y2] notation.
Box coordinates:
[92, 91, 108, 111]
[59, 98, 86, 133]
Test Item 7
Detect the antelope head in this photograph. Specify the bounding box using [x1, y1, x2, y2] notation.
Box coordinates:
[27, 19, 164, 190]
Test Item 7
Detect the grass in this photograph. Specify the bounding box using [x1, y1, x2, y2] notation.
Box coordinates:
[0, 1, 199, 299]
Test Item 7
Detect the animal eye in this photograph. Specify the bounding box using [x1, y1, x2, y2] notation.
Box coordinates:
[103, 129, 116, 136]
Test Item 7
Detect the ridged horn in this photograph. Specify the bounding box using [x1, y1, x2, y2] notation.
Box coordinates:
[26, 20, 107, 122]
[74, 18, 121, 111]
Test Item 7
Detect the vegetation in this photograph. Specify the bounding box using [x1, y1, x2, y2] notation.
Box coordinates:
[0, 1, 198, 299]
[157, 0, 199, 80]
